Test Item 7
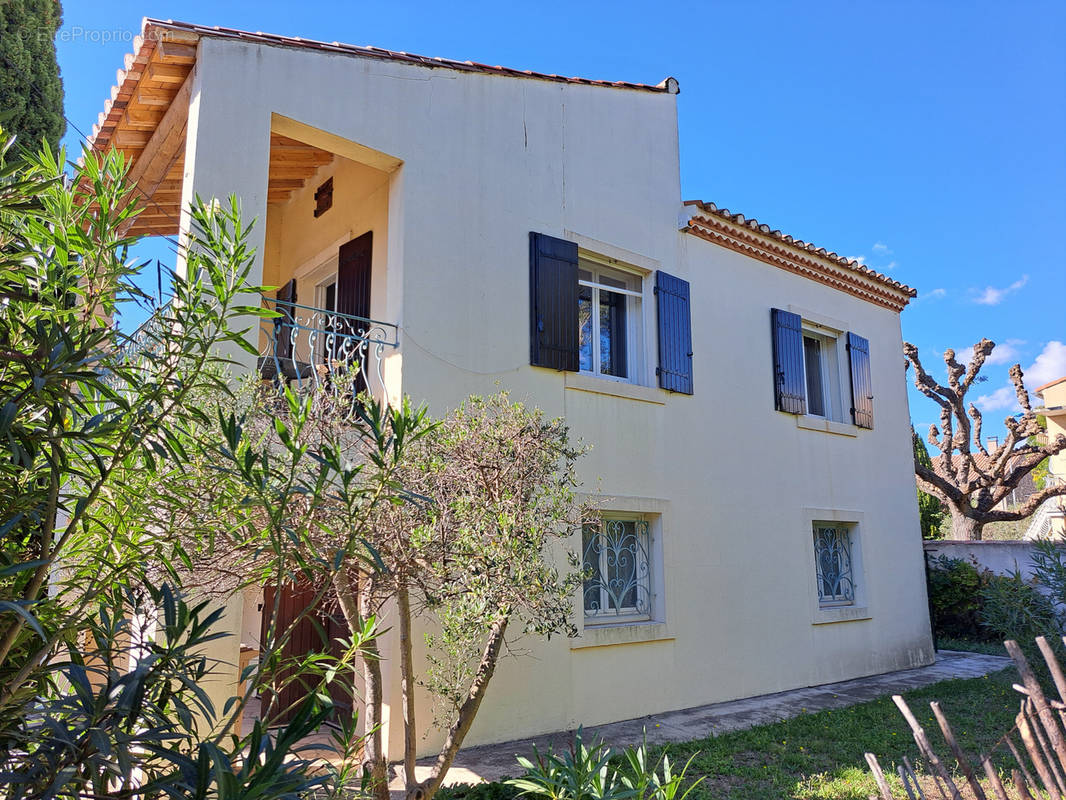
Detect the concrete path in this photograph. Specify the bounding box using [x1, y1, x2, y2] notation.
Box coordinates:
[396, 649, 1011, 788]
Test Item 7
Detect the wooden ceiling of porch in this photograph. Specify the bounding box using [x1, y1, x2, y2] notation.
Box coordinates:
[89, 33, 334, 239]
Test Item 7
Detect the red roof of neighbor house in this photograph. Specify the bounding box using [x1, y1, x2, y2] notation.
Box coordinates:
[139, 18, 679, 94]
[1036, 376, 1066, 395]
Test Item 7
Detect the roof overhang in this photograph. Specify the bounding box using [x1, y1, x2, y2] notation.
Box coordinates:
[87, 18, 679, 239]
[681, 200, 917, 313]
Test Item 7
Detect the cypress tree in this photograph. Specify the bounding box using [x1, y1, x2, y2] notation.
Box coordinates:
[0, 0, 65, 152]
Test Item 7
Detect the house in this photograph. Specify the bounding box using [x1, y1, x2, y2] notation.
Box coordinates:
[1026, 378, 1066, 539]
[87, 19, 934, 757]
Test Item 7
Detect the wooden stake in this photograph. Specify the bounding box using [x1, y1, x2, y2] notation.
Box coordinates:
[930, 701, 987, 800]
[1013, 768, 1037, 800]
[1007, 734, 1039, 790]
[980, 757, 1009, 800]
[892, 695, 962, 800]
[1025, 700, 1066, 795]
[1017, 709, 1063, 799]
[1006, 639, 1066, 780]
[901, 757, 927, 800]
[865, 753, 894, 800]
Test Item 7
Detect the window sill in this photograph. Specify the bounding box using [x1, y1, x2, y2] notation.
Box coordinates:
[811, 605, 872, 626]
[565, 373, 665, 405]
[796, 416, 858, 437]
[571, 621, 674, 650]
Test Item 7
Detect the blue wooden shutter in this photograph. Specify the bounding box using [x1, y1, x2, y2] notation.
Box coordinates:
[655, 271, 693, 394]
[275, 278, 297, 361]
[771, 308, 806, 414]
[529, 232, 580, 371]
[847, 332, 873, 429]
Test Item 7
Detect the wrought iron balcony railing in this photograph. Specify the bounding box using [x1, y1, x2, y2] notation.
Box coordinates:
[258, 298, 399, 399]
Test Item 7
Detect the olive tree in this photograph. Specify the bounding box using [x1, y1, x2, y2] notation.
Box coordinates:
[236, 388, 590, 800]
[905, 338, 1066, 540]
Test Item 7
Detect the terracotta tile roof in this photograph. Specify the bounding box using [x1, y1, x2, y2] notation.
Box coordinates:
[1036, 376, 1066, 395]
[139, 18, 679, 94]
[682, 200, 917, 309]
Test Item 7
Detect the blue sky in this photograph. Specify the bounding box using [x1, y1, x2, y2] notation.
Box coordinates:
[56, 0, 1066, 436]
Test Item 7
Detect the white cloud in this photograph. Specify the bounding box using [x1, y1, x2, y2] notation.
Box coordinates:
[969, 341, 1066, 414]
[954, 338, 1026, 367]
[851, 242, 897, 272]
[1025, 340, 1066, 391]
[972, 275, 1029, 306]
[923, 288, 947, 300]
[976, 385, 1017, 412]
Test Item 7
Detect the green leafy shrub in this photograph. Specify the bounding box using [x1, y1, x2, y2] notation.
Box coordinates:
[978, 570, 1059, 642]
[507, 729, 702, 800]
[437, 781, 521, 800]
[1031, 539, 1066, 609]
[926, 555, 985, 639]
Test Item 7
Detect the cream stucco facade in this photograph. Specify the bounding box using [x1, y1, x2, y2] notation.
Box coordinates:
[91, 20, 934, 756]
[1035, 379, 1066, 538]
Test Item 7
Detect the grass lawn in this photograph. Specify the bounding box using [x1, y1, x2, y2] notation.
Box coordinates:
[658, 666, 1017, 799]
[445, 646, 1022, 800]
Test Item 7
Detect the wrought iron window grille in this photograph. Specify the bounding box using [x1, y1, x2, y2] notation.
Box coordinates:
[813, 525, 855, 607]
[582, 518, 652, 622]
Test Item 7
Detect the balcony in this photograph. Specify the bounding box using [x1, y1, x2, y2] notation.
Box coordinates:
[258, 298, 399, 400]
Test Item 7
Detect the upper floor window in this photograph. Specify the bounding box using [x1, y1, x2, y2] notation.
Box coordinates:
[529, 232, 693, 395]
[801, 328, 841, 420]
[578, 262, 643, 382]
[771, 308, 873, 429]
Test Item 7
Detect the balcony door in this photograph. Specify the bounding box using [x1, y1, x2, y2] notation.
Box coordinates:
[320, 232, 373, 389]
[335, 231, 372, 323]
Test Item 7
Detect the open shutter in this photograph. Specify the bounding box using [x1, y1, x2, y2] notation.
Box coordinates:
[655, 271, 693, 394]
[529, 232, 579, 371]
[275, 278, 297, 360]
[771, 308, 806, 414]
[847, 332, 873, 429]
[337, 232, 372, 324]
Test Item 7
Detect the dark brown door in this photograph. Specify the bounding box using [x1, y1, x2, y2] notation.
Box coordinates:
[335, 232, 373, 392]
[337, 232, 372, 323]
[259, 582, 353, 727]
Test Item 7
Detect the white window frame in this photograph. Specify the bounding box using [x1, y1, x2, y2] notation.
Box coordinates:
[803, 508, 871, 626]
[799, 324, 843, 422]
[578, 254, 645, 385]
[582, 513, 653, 625]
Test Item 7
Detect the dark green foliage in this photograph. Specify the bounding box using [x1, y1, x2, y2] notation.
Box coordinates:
[926, 555, 984, 639]
[978, 570, 1059, 641]
[927, 553, 1062, 646]
[437, 781, 521, 800]
[0, 137, 408, 798]
[913, 429, 945, 539]
[0, 584, 331, 799]
[0, 0, 64, 152]
[508, 728, 703, 800]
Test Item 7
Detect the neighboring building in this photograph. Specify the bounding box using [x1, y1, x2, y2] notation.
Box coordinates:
[1026, 378, 1066, 539]
[87, 19, 933, 757]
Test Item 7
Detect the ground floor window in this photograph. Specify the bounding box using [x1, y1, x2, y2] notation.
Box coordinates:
[582, 516, 652, 622]
[813, 524, 855, 606]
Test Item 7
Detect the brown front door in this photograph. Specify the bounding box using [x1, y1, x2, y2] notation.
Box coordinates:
[259, 582, 353, 726]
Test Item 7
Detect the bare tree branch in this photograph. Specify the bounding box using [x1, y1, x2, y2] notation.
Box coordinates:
[905, 339, 1066, 540]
